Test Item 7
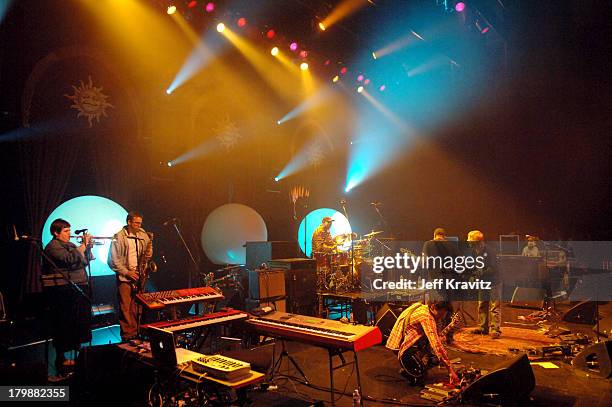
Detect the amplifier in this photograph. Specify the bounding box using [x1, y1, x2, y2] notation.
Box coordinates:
[267, 258, 315, 270]
[248, 269, 285, 300]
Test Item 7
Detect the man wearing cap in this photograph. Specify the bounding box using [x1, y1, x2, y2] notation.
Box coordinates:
[312, 216, 337, 256]
[421, 228, 461, 298]
[467, 230, 501, 338]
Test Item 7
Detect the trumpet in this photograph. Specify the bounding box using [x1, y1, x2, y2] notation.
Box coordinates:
[71, 235, 114, 246]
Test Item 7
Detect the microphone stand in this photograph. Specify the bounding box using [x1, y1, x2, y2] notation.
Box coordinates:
[340, 201, 356, 292]
[165, 220, 200, 289]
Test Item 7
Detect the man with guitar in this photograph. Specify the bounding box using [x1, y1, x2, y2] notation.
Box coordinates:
[387, 301, 460, 386]
[108, 211, 153, 343]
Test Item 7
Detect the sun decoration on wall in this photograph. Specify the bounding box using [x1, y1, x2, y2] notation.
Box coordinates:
[214, 115, 242, 151]
[64, 76, 114, 127]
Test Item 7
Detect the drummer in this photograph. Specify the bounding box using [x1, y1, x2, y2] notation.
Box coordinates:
[312, 216, 337, 257]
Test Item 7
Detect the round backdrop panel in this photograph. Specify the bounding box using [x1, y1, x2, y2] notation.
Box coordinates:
[297, 208, 352, 257]
[42, 195, 128, 277]
[201, 203, 267, 265]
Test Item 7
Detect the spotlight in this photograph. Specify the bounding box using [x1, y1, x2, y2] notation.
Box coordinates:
[271, 46, 279, 56]
[475, 19, 490, 34]
[357, 74, 364, 82]
[372, 52, 377, 60]
[455, 2, 466, 12]
[332, 75, 339, 83]
[299, 50, 308, 59]
[167, 5, 177, 15]
[340, 67, 347, 75]
[357, 86, 364, 93]
[274, 176, 280, 182]
[379, 85, 386, 91]
[205, 2, 215, 13]
[276, 120, 281, 125]
[167, 161, 173, 167]
[166, 88, 172, 95]
[266, 29, 275, 39]
[289, 42, 298, 52]
[188, 1, 197, 8]
[364, 78, 370, 85]
[318, 22, 326, 31]
[300, 62, 309, 71]
[237, 17, 246, 27]
[216, 22, 225, 32]
[324, 59, 331, 66]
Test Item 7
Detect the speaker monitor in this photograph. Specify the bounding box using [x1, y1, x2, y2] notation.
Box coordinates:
[248, 269, 285, 300]
[245, 241, 302, 269]
[594, 315, 612, 338]
[462, 353, 535, 407]
[375, 303, 405, 339]
[510, 287, 546, 309]
[562, 300, 598, 325]
[571, 340, 612, 378]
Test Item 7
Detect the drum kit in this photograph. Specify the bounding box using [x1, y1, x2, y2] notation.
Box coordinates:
[315, 230, 387, 293]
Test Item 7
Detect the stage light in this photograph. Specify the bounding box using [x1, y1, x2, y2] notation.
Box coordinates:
[167, 161, 173, 167]
[205, 2, 215, 12]
[277, 120, 281, 125]
[318, 22, 326, 31]
[324, 59, 331, 66]
[274, 176, 280, 182]
[271, 46, 279, 56]
[299, 50, 308, 59]
[237, 17, 246, 27]
[289, 42, 298, 51]
[332, 75, 339, 83]
[167, 5, 177, 15]
[372, 52, 377, 60]
[216, 22, 225, 32]
[475, 20, 490, 34]
[266, 29, 275, 39]
[357, 74, 364, 82]
[455, 2, 466, 12]
[166, 88, 172, 95]
[379, 84, 386, 91]
[300, 62, 309, 71]
[340, 67, 347, 75]
[357, 86, 364, 93]
[364, 79, 370, 85]
[188, 1, 197, 8]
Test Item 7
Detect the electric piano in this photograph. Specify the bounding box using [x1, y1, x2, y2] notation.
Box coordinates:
[136, 286, 224, 310]
[143, 309, 248, 332]
[246, 311, 382, 352]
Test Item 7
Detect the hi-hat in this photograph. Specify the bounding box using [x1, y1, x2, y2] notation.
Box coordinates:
[363, 230, 383, 237]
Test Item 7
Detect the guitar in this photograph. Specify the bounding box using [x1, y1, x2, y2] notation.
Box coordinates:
[400, 311, 464, 381]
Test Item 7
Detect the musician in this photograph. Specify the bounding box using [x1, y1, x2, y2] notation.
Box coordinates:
[43, 218, 93, 373]
[311, 216, 337, 256]
[421, 228, 460, 301]
[522, 236, 540, 257]
[387, 301, 459, 386]
[466, 230, 501, 338]
[108, 211, 152, 342]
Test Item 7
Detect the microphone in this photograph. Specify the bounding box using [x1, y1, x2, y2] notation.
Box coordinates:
[20, 235, 41, 241]
[12, 225, 19, 241]
[162, 217, 178, 226]
[370, 201, 382, 206]
[74, 228, 88, 234]
[340, 199, 347, 205]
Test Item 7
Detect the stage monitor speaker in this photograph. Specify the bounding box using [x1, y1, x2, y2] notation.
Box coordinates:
[248, 269, 285, 300]
[245, 241, 302, 269]
[594, 315, 612, 338]
[510, 287, 546, 309]
[562, 300, 598, 325]
[462, 353, 535, 407]
[571, 340, 612, 378]
[375, 303, 405, 339]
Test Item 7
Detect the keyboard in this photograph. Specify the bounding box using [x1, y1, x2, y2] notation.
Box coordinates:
[143, 309, 248, 332]
[246, 311, 382, 351]
[191, 354, 251, 380]
[136, 286, 224, 310]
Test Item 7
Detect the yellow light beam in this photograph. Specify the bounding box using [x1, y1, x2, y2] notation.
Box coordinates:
[321, 0, 370, 30]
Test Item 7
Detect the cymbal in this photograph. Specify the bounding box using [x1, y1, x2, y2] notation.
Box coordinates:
[363, 230, 383, 237]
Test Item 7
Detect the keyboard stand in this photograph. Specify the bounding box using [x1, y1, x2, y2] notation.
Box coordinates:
[328, 348, 363, 407]
[270, 339, 309, 384]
